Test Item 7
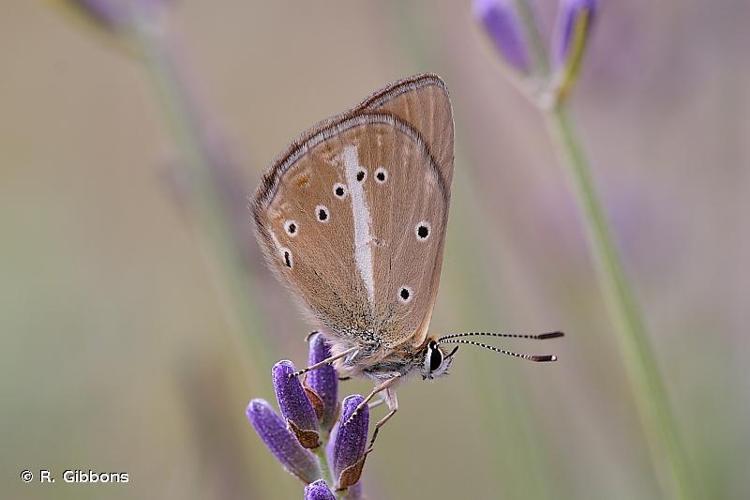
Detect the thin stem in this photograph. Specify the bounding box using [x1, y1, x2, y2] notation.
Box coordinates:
[128, 14, 272, 380]
[313, 433, 348, 500]
[513, 0, 549, 78]
[313, 443, 333, 491]
[545, 104, 698, 500]
[506, 3, 699, 496]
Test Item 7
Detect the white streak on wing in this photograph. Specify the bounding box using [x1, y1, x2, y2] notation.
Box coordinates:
[342, 145, 374, 303]
[268, 228, 288, 263]
[269, 229, 282, 252]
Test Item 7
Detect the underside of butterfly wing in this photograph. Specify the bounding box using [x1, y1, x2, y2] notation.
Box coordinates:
[252, 75, 454, 375]
[358, 73, 454, 188]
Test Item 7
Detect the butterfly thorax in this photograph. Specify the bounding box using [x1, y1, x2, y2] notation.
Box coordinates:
[323, 330, 428, 381]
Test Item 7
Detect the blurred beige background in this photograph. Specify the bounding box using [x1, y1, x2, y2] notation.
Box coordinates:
[1, 1, 748, 499]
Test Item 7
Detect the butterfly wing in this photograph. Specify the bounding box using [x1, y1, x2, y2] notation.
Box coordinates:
[359, 74, 454, 348]
[362, 117, 450, 351]
[253, 76, 453, 353]
[254, 116, 368, 336]
[357, 73, 454, 188]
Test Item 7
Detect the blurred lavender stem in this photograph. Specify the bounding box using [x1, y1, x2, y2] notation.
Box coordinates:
[313, 447, 333, 496]
[504, 1, 699, 497]
[127, 10, 272, 379]
[512, 0, 548, 77]
[545, 106, 697, 500]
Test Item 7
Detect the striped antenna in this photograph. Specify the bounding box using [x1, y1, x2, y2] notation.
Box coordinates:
[437, 339, 559, 362]
[438, 331, 564, 342]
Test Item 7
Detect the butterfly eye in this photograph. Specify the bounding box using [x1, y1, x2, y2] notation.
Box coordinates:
[356, 169, 367, 182]
[316, 205, 330, 223]
[429, 345, 443, 372]
[398, 286, 413, 303]
[333, 183, 348, 199]
[284, 220, 298, 237]
[374, 167, 388, 184]
[415, 221, 431, 241]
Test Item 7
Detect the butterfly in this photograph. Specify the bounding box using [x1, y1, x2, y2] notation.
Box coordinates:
[252, 73, 562, 444]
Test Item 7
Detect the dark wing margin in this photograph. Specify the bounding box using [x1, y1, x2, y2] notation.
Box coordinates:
[252, 73, 453, 217]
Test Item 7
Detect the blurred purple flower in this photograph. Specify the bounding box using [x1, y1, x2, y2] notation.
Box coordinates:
[62, 0, 170, 33]
[304, 479, 336, 500]
[473, 0, 531, 74]
[248, 342, 370, 496]
[246, 399, 322, 484]
[64, 0, 129, 31]
[273, 360, 321, 448]
[305, 333, 339, 431]
[343, 481, 364, 499]
[552, 0, 597, 70]
[328, 395, 370, 491]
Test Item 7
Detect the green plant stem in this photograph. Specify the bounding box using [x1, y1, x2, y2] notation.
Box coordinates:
[545, 104, 697, 500]
[315, 429, 333, 487]
[129, 17, 272, 383]
[513, 0, 549, 78]
[510, 2, 697, 495]
[314, 435, 348, 500]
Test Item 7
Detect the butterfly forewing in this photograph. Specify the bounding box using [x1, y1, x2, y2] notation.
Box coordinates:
[359, 115, 448, 350]
[253, 74, 453, 355]
[358, 74, 454, 188]
[254, 120, 370, 335]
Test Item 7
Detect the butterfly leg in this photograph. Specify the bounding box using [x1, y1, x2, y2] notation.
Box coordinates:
[302, 332, 357, 380]
[368, 396, 386, 410]
[290, 346, 358, 378]
[367, 388, 398, 451]
[350, 375, 401, 419]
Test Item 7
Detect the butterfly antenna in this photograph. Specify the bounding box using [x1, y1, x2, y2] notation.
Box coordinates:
[437, 331, 564, 342]
[437, 339, 558, 362]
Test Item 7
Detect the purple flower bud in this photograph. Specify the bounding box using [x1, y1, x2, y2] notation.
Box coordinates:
[304, 479, 336, 500]
[328, 395, 370, 491]
[305, 333, 339, 431]
[273, 360, 321, 448]
[63, 0, 169, 33]
[342, 481, 364, 499]
[552, 0, 597, 69]
[246, 399, 322, 484]
[64, 0, 130, 31]
[473, 0, 531, 75]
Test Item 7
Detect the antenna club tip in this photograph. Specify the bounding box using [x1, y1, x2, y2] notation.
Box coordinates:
[531, 354, 558, 362]
[539, 331, 565, 339]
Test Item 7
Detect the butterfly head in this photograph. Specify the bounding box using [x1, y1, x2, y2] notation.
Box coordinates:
[421, 339, 460, 381]
[418, 330, 565, 380]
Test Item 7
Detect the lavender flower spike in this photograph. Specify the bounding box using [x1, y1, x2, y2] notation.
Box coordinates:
[246, 399, 322, 484]
[551, 0, 597, 98]
[553, 0, 597, 67]
[63, 0, 129, 31]
[304, 479, 337, 500]
[473, 0, 531, 75]
[342, 481, 364, 499]
[305, 333, 339, 431]
[273, 360, 321, 448]
[328, 395, 370, 491]
[62, 0, 168, 33]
